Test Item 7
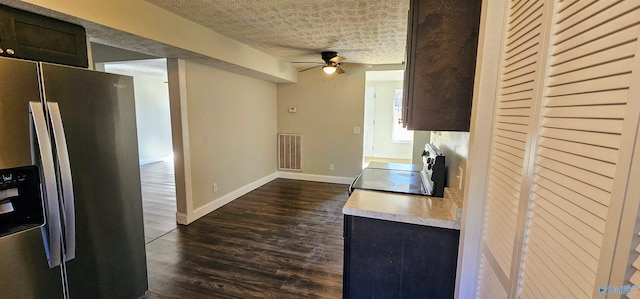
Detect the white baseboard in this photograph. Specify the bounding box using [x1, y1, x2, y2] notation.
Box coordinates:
[177, 172, 278, 225]
[277, 171, 354, 184]
[176, 212, 188, 225]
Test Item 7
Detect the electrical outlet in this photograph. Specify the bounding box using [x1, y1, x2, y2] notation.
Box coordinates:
[329, 164, 334, 171]
[213, 183, 218, 192]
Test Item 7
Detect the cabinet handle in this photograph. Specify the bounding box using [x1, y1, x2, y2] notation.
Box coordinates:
[6, 48, 14, 55]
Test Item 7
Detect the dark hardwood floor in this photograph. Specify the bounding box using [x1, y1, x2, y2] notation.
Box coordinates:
[145, 178, 349, 298]
[140, 161, 177, 244]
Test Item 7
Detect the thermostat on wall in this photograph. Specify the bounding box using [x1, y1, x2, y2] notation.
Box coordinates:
[288, 107, 297, 113]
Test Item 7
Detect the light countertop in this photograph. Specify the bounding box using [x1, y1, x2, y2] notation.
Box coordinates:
[343, 188, 462, 230]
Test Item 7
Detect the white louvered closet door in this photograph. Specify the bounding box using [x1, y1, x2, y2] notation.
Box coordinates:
[475, 0, 640, 298]
[518, 1, 640, 298]
[476, 0, 549, 298]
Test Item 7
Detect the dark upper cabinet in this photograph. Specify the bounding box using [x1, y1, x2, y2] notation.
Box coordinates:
[403, 0, 482, 131]
[0, 5, 88, 68]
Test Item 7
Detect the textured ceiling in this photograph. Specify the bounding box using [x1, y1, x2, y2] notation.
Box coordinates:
[145, 0, 409, 67]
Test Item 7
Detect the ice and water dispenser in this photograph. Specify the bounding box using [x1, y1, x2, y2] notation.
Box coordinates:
[0, 165, 45, 238]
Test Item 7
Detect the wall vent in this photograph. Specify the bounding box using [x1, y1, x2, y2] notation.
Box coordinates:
[278, 134, 302, 171]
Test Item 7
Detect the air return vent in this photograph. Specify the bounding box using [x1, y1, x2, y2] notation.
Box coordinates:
[278, 134, 302, 171]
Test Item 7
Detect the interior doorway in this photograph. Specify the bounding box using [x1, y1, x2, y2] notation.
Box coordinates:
[363, 70, 413, 168]
[92, 45, 177, 244]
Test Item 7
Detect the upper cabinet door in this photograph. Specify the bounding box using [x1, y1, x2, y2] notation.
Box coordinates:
[0, 5, 88, 68]
[403, 0, 482, 131]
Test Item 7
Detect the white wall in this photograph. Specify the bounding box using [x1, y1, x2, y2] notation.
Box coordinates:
[277, 64, 404, 179]
[277, 67, 365, 178]
[430, 131, 469, 201]
[363, 87, 375, 157]
[368, 80, 412, 159]
[182, 61, 278, 210]
[132, 75, 173, 164]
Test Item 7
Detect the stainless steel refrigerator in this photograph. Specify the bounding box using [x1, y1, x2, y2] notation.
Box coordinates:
[0, 56, 148, 298]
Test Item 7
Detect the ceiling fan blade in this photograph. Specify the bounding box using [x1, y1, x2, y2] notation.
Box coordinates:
[291, 61, 324, 64]
[330, 56, 345, 63]
[299, 65, 322, 72]
[336, 65, 346, 74]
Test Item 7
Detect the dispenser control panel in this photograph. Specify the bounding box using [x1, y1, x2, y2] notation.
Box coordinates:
[0, 165, 45, 238]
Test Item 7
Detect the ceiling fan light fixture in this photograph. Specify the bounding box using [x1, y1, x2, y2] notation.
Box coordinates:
[323, 65, 337, 75]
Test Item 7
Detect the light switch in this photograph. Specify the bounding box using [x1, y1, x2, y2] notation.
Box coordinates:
[353, 127, 361, 135]
[288, 107, 297, 113]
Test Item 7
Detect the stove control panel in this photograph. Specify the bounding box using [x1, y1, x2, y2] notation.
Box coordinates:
[421, 143, 447, 197]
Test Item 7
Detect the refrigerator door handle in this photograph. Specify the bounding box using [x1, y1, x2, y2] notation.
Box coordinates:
[47, 102, 76, 262]
[29, 101, 63, 269]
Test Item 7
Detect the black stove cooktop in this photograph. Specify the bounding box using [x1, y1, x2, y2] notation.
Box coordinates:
[349, 143, 447, 197]
[350, 168, 427, 195]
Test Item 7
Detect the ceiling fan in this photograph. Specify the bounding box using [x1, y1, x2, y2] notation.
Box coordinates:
[292, 51, 370, 75]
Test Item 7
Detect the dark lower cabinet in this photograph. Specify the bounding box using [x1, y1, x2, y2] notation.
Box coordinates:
[343, 215, 460, 299]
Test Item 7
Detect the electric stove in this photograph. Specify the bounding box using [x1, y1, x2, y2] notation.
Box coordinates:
[349, 143, 447, 197]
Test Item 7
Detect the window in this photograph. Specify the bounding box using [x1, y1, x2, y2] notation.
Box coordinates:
[392, 89, 413, 142]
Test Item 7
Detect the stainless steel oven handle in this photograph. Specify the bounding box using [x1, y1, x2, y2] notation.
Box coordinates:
[47, 102, 76, 261]
[29, 101, 62, 269]
[348, 173, 361, 196]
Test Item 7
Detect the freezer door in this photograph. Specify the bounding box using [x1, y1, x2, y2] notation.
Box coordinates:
[0, 57, 40, 169]
[40, 63, 148, 298]
[0, 57, 64, 298]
